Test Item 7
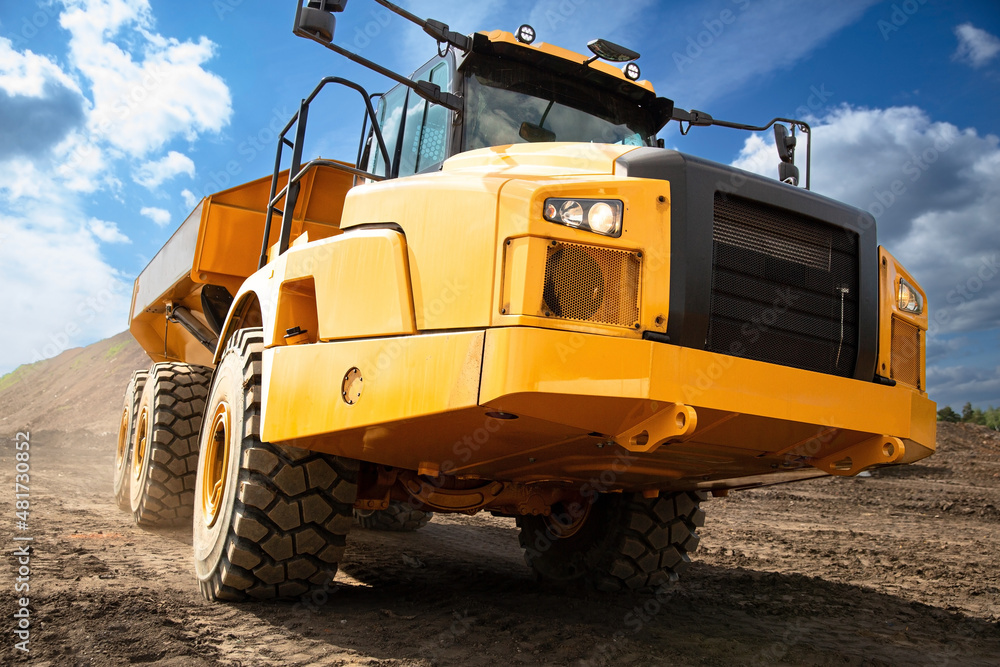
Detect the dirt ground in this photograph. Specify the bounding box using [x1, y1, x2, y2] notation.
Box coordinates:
[0, 418, 996, 666]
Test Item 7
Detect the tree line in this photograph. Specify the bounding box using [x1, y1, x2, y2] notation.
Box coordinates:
[937, 402, 1000, 430]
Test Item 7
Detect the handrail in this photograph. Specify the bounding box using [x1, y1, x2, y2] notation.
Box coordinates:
[266, 159, 385, 212]
[258, 76, 392, 269]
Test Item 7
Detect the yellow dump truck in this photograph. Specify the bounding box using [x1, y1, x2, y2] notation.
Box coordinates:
[114, 0, 935, 600]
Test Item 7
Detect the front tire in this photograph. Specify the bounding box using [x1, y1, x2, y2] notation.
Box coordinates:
[193, 328, 359, 601]
[516, 491, 707, 592]
[114, 370, 147, 511]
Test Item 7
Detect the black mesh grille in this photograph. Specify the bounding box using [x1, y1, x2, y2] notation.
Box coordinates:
[707, 193, 860, 377]
[542, 242, 641, 327]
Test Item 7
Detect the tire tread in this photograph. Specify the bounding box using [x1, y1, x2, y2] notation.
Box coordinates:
[133, 363, 211, 526]
[200, 329, 359, 601]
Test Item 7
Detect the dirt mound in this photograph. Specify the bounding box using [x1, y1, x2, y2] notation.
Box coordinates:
[0, 331, 149, 435]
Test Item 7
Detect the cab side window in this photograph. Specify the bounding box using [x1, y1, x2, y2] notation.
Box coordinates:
[367, 59, 451, 178]
[398, 62, 450, 176]
[369, 85, 406, 179]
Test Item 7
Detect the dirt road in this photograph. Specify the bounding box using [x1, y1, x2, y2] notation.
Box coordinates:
[2, 422, 998, 666]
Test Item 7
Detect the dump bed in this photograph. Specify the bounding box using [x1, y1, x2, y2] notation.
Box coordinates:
[129, 163, 355, 365]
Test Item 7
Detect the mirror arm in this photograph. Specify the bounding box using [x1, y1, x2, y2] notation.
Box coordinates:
[371, 0, 471, 52]
[671, 108, 812, 190]
[293, 23, 463, 113]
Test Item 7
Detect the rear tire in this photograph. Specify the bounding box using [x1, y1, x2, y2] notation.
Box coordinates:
[355, 501, 432, 532]
[516, 491, 707, 592]
[129, 362, 212, 526]
[114, 370, 147, 511]
[193, 328, 359, 601]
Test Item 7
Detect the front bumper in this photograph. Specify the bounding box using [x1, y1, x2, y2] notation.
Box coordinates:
[478, 327, 935, 484]
[263, 327, 935, 491]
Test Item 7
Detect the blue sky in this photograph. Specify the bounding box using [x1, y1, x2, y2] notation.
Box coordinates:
[1, 0, 998, 410]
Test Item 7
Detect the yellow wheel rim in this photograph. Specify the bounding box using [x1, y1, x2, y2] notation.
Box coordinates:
[201, 401, 231, 528]
[115, 408, 129, 472]
[132, 407, 148, 482]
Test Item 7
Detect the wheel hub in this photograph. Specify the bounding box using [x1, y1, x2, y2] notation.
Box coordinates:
[201, 401, 231, 528]
[132, 407, 148, 482]
[115, 408, 129, 471]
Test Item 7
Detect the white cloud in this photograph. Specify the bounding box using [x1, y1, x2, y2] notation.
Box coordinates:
[0, 37, 81, 98]
[0, 158, 57, 202]
[51, 131, 114, 194]
[140, 206, 171, 227]
[59, 0, 232, 158]
[180, 188, 198, 209]
[0, 36, 88, 163]
[927, 363, 1000, 410]
[731, 104, 1000, 405]
[0, 205, 130, 373]
[953, 23, 1000, 68]
[133, 150, 195, 189]
[0, 1, 233, 374]
[88, 218, 130, 244]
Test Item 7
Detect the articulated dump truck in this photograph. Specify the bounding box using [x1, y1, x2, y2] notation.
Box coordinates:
[114, 0, 935, 601]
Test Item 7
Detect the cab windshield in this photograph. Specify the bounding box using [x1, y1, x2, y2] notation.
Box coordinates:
[463, 57, 658, 151]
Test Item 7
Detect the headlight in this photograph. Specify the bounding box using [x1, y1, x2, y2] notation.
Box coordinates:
[543, 198, 623, 237]
[897, 277, 923, 314]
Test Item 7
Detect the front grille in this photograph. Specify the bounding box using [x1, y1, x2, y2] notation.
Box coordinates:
[542, 241, 640, 327]
[890, 317, 921, 388]
[707, 193, 860, 377]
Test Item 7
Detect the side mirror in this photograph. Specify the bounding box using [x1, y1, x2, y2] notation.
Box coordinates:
[774, 123, 796, 163]
[774, 124, 798, 185]
[778, 161, 799, 186]
[519, 122, 556, 143]
[296, 0, 348, 42]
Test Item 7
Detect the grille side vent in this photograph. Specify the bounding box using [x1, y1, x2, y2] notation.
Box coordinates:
[890, 317, 921, 388]
[542, 241, 641, 328]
